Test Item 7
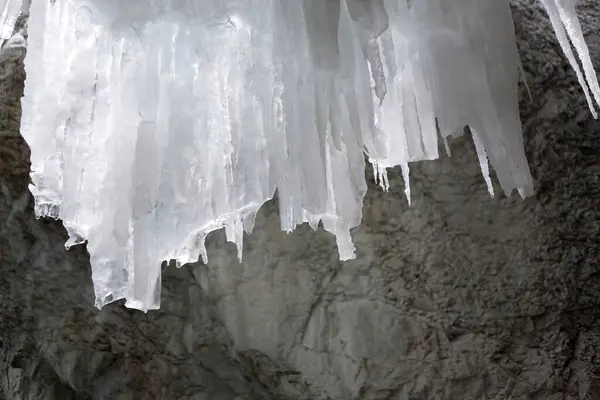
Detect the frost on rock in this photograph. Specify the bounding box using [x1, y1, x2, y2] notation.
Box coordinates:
[20, 0, 597, 311]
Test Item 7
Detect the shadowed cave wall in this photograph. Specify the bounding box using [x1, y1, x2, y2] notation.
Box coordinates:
[2, 1, 600, 399]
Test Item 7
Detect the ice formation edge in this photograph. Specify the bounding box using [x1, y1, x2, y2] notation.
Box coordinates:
[18, 0, 599, 311]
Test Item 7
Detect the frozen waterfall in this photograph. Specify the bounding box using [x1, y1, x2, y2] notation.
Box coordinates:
[10, 0, 600, 311]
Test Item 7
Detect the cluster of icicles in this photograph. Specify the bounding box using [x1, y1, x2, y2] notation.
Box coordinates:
[4, 0, 598, 311]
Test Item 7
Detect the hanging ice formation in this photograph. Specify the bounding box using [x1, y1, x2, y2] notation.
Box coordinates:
[12, 0, 600, 311]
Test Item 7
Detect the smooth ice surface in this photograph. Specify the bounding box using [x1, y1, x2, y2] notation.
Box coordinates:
[20, 0, 596, 311]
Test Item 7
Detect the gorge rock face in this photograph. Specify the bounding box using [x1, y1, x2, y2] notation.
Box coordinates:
[2, 1, 600, 399]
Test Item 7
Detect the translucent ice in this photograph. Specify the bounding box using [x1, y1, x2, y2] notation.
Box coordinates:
[540, 0, 600, 117]
[20, 0, 597, 311]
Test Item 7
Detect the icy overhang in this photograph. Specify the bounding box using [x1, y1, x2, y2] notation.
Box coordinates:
[11, 0, 600, 311]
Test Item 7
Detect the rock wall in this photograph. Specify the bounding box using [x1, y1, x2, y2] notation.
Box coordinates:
[2, 1, 600, 399]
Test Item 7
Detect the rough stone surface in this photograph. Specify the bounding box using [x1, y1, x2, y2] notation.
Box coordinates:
[2, 1, 600, 399]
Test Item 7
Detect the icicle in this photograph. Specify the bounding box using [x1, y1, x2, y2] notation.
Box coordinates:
[346, 0, 390, 104]
[471, 128, 495, 198]
[443, 136, 452, 158]
[370, 159, 389, 192]
[555, 0, 600, 111]
[539, 0, 598, 118]
[400, 163, 411, 206]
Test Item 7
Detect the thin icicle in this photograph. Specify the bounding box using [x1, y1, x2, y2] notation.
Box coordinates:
[556, 0, 600, 110]
[400, 163, 411, 206]
[539, 0, 598, 118]
[471, 128, 495, 198]
[369, 159, 390, 192]
[443, 136, 452, 157]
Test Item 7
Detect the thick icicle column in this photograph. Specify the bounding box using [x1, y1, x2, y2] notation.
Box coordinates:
[17, 0, 600, 311]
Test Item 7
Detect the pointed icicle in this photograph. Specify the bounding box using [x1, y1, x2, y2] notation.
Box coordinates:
[556, 0, 600, 110]
[539, 0, 598, 118]
[471, 128, 495, 198]
[400, 162, 411, 206]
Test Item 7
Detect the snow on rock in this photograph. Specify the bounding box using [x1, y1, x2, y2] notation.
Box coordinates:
[19, 0, 596, 311]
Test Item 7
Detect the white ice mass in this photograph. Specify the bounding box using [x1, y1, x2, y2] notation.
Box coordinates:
[0, 0, 23, 41]
[13, 0, 600, 311]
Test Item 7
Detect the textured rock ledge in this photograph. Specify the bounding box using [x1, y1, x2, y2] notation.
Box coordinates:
[2, 1, 600, 399]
